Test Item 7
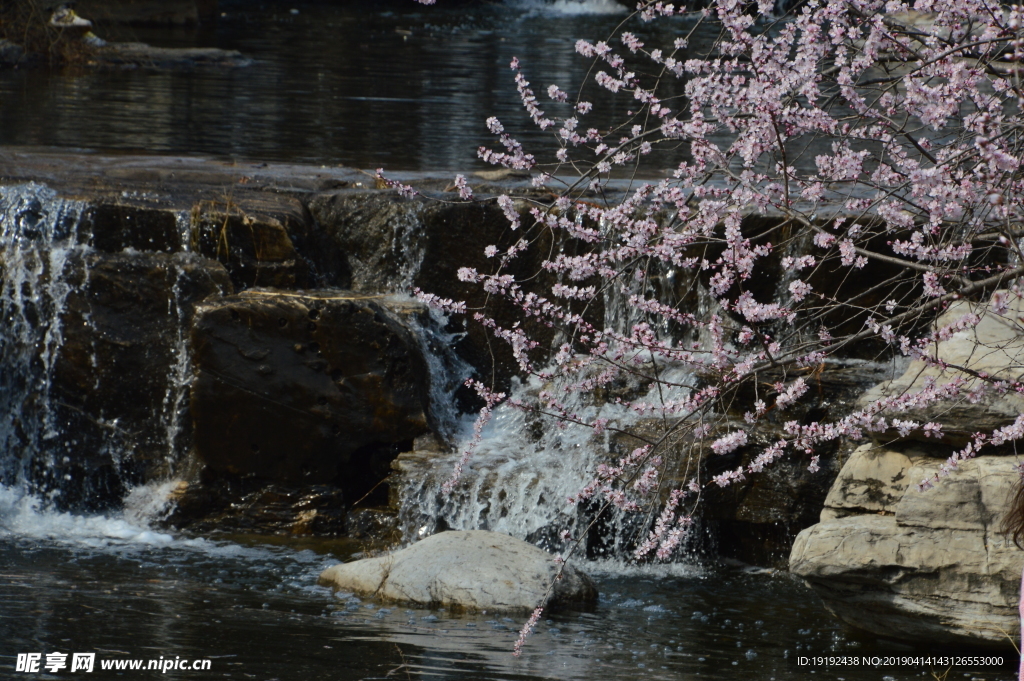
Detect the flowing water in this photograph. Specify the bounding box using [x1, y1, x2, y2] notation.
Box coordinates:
[4, 485, 1017, 681]
[0, 0, 1020, 679]
[0, 185, 1015, 681]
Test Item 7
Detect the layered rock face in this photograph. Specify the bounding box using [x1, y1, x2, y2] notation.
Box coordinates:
[791, 445, 1020, 644]
[791, 294, 1024, 645]
[0, 151, 558, 533]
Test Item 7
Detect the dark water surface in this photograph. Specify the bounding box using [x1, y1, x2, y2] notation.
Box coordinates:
[0, 0, 693, 171]
[0, 2, 1020, 679]
[0, 489, 1017, 681]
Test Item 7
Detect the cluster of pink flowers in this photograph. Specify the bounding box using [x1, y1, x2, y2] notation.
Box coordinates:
[413, 0, 1024, 578]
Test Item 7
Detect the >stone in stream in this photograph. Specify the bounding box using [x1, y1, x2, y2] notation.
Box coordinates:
[319, 530, 597, 613]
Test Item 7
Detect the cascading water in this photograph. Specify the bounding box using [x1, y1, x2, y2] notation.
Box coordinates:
[507, 0, 629, 15]
[0, 183, 202, 512]
[0, 184, 92, 506]
[393, 360, 699, 559]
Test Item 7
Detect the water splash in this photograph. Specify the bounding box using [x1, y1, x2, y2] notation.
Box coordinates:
[394, 364, 697, 559]
[404, 304, 476, 442]
[0, 183, 90, 499]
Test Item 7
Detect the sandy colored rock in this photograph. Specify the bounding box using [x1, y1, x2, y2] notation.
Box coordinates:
[318, 530, 597, 612]
[820, 443, 924, 519]
[858, 293, 1024, 444]
[791, 456, 1023, 644]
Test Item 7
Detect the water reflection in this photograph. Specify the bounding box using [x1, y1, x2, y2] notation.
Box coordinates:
[0, 510, 1017, 681]
[0, 0, 691, 170]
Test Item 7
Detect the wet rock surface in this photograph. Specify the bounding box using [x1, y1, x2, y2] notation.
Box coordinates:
[23, 251, 231, 510]
[165, 479, 347, 536]
[308, 192, 583, 393]
[89, 43, 250, 69]
[318, 530, 598, 612]
[190, 290, 430, 486]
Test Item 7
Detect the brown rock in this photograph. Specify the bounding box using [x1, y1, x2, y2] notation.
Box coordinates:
[190, 290, 430, 486]
[47, 251, 232, 507]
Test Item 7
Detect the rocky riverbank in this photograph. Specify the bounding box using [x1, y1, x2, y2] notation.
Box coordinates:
[0, 1, 243, 69]
[791, 297, 1024, 645]
[1, 147, 1021, 648]
[0, 149, 571, 530]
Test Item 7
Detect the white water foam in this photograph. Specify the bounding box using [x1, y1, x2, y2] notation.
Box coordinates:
[396, 362, 697, 561]
[0, 483, 175, 548]
[0, 482, 329, 574]
[507, 0, 629, 16]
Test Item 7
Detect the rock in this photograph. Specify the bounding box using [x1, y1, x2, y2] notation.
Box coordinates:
[690, 361, 898, 565]
[188, 195, 347, 290]
[790, 448, 1023, 645]
[90, 43, 250, 69]
[190, 290, 431, 488]
[308, 192, 589, 393]
[81, 202, 185, 253]
[0, 39, 25, 67]
[165, 479, 347, 536]
[46, 251, 232, 509]
[859, 292, 1024, 445]
[819, 443, 928, 520]
[318, 530, 598, 612]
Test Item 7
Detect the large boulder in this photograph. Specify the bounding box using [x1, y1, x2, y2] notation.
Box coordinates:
[190, 290, 431, 488]
[318, 530, 598, 612]
[790, 444, 1022, 645]
[858, 293, 1024, 445]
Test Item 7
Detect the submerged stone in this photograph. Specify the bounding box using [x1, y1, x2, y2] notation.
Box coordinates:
[318, 530, 597, 613]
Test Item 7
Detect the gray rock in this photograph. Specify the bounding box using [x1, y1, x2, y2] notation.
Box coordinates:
[858, 293, 1024, 444]
[318, 530, 597, 612]
[791, 453, 1023, 645]
[0, 39, 25, 67]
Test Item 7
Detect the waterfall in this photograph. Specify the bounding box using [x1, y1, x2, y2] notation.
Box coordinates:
[0, 184, 91, 505]
[0, 183, 203, 512]
[392, 360, 699, 559]
[505, 0, 629, 15]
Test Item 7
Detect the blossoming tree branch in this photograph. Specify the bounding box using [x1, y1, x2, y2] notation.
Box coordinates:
[396, 0, 1024, 580]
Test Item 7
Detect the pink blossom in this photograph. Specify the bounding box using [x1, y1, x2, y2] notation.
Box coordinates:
[711, 430, 748, 455]
[513, 607, 544, 657]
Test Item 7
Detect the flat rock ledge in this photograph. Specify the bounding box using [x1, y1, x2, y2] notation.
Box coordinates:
[318, 530, 597, 612]
[790, 444, 1022, 645]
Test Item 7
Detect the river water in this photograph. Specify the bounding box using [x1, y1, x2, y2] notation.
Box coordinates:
[0, 1, 1020, 679]
[3, 483, 1017, 681]
[0, 0, 689, 170]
